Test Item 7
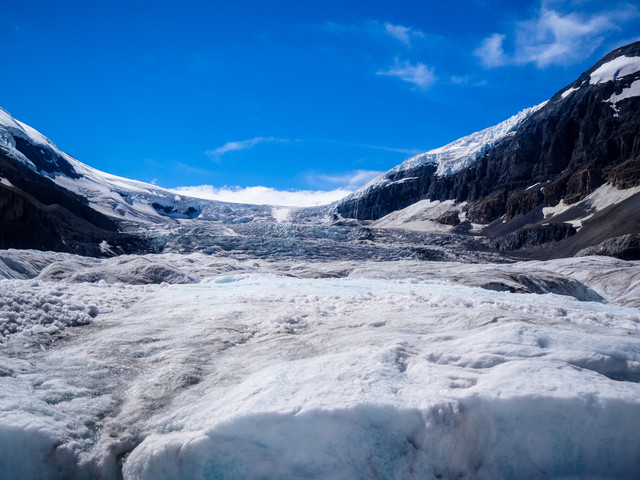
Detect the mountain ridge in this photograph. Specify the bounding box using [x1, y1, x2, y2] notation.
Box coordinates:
[334, 41, 640, 258]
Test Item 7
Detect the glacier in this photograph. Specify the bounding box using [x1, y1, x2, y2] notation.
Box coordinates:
[1, 251, 639, 479]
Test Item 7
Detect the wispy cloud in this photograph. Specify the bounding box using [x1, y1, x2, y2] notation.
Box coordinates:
[517, 6, 637, 67]
[175, 162, 217, 176]
[318, 139, 423, 155]
[171, 185, 351, 207]
[383, 22, 424, 47]
[377, 60, 436, 89]
[476, 4, 639, 68]
[325, 20, 426, 48]
[475, 33, 507, 68]
[449, 74, 474, 85]
[205, 137, 288, 161]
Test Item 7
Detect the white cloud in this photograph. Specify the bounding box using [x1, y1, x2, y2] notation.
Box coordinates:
[171, 169, 385, 207]
[514, 7, 624, 67]
[377, 60, 436, 89]
[450, 74, 472, 85]
[205, 137, 288, 161]
[384, 23, 424, 47]
[170, 185, 352, 207]
[385, 23, 411, 45]
[476, 5, 639, 69]
[310, 169, 384, 188]
[325, 20, 426, 48]
[474, 33, 507, 68]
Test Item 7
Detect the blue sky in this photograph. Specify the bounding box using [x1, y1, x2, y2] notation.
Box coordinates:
[2, 0, 639, 204]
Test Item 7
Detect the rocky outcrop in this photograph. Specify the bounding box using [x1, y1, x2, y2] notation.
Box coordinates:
[435, 210, 460, 226]
[577, 234, 640, 260]
[491, 224, 576, 250]
[0, 152, 148, 256]
[12, 136, 81, 179]
[335, 164, 437, 221]
[151, 202, 201, 219]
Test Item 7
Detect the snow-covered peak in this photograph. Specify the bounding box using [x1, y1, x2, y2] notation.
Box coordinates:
[0, 107, 290, 224]
[589, 55, 640, 85]
[0, 106, 77, 178]
[0, 107, 206, 222]
[0, 107, 63, 154]
[343, 102, 546, 202]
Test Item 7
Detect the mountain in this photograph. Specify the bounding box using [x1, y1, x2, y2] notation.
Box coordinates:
[2, 42, 640, 260]
[0, 107, 500, 264]
[0, 108, 279, 225]
[0, 108, 289, 255]
[335, 41, 640, 259]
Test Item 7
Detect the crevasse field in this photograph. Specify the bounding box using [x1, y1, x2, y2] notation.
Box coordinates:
[1, 250, 640, 479]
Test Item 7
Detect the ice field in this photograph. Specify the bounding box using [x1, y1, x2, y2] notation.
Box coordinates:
[1, 251, 639, 479]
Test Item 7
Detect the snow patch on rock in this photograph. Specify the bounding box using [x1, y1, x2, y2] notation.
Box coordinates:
[372, 199, 464, 232]
[543, 183, 640, 228]
[605, 78, 640, 115]
[590, 55, 640, 85]
[561, 86, 579, 99]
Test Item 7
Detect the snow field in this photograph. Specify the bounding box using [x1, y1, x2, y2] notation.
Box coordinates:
[0, 253, 639, 479]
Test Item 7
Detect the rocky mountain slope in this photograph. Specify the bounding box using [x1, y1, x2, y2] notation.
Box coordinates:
[335, 42, 640, 259]
[0, 150, 147, 256]
[0, 107, 287, 255]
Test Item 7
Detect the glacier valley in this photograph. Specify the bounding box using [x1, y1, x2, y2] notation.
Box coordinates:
[2, 44, 640, 478]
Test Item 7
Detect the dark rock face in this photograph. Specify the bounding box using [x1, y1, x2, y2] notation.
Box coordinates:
[336, 42, 640, 226]
[12, 136, 80, 179]
[336, 164, 437, 221]
[0, 152, 147, 256]
[577, 234, 640, 260]
[491, 224, 577, 250]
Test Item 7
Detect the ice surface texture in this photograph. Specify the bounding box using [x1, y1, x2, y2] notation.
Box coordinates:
[0, 252, 639, 479]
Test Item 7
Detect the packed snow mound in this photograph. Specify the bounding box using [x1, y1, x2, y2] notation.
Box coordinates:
[0, 281, 98, 339]
[0, 250, 85, 280]
[37, 257, 197, 285]
[1, 250, 639, 304]
[1, 252, 639, 479]
[125, 390, 640, 480]
[524, 256, 640, 309]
